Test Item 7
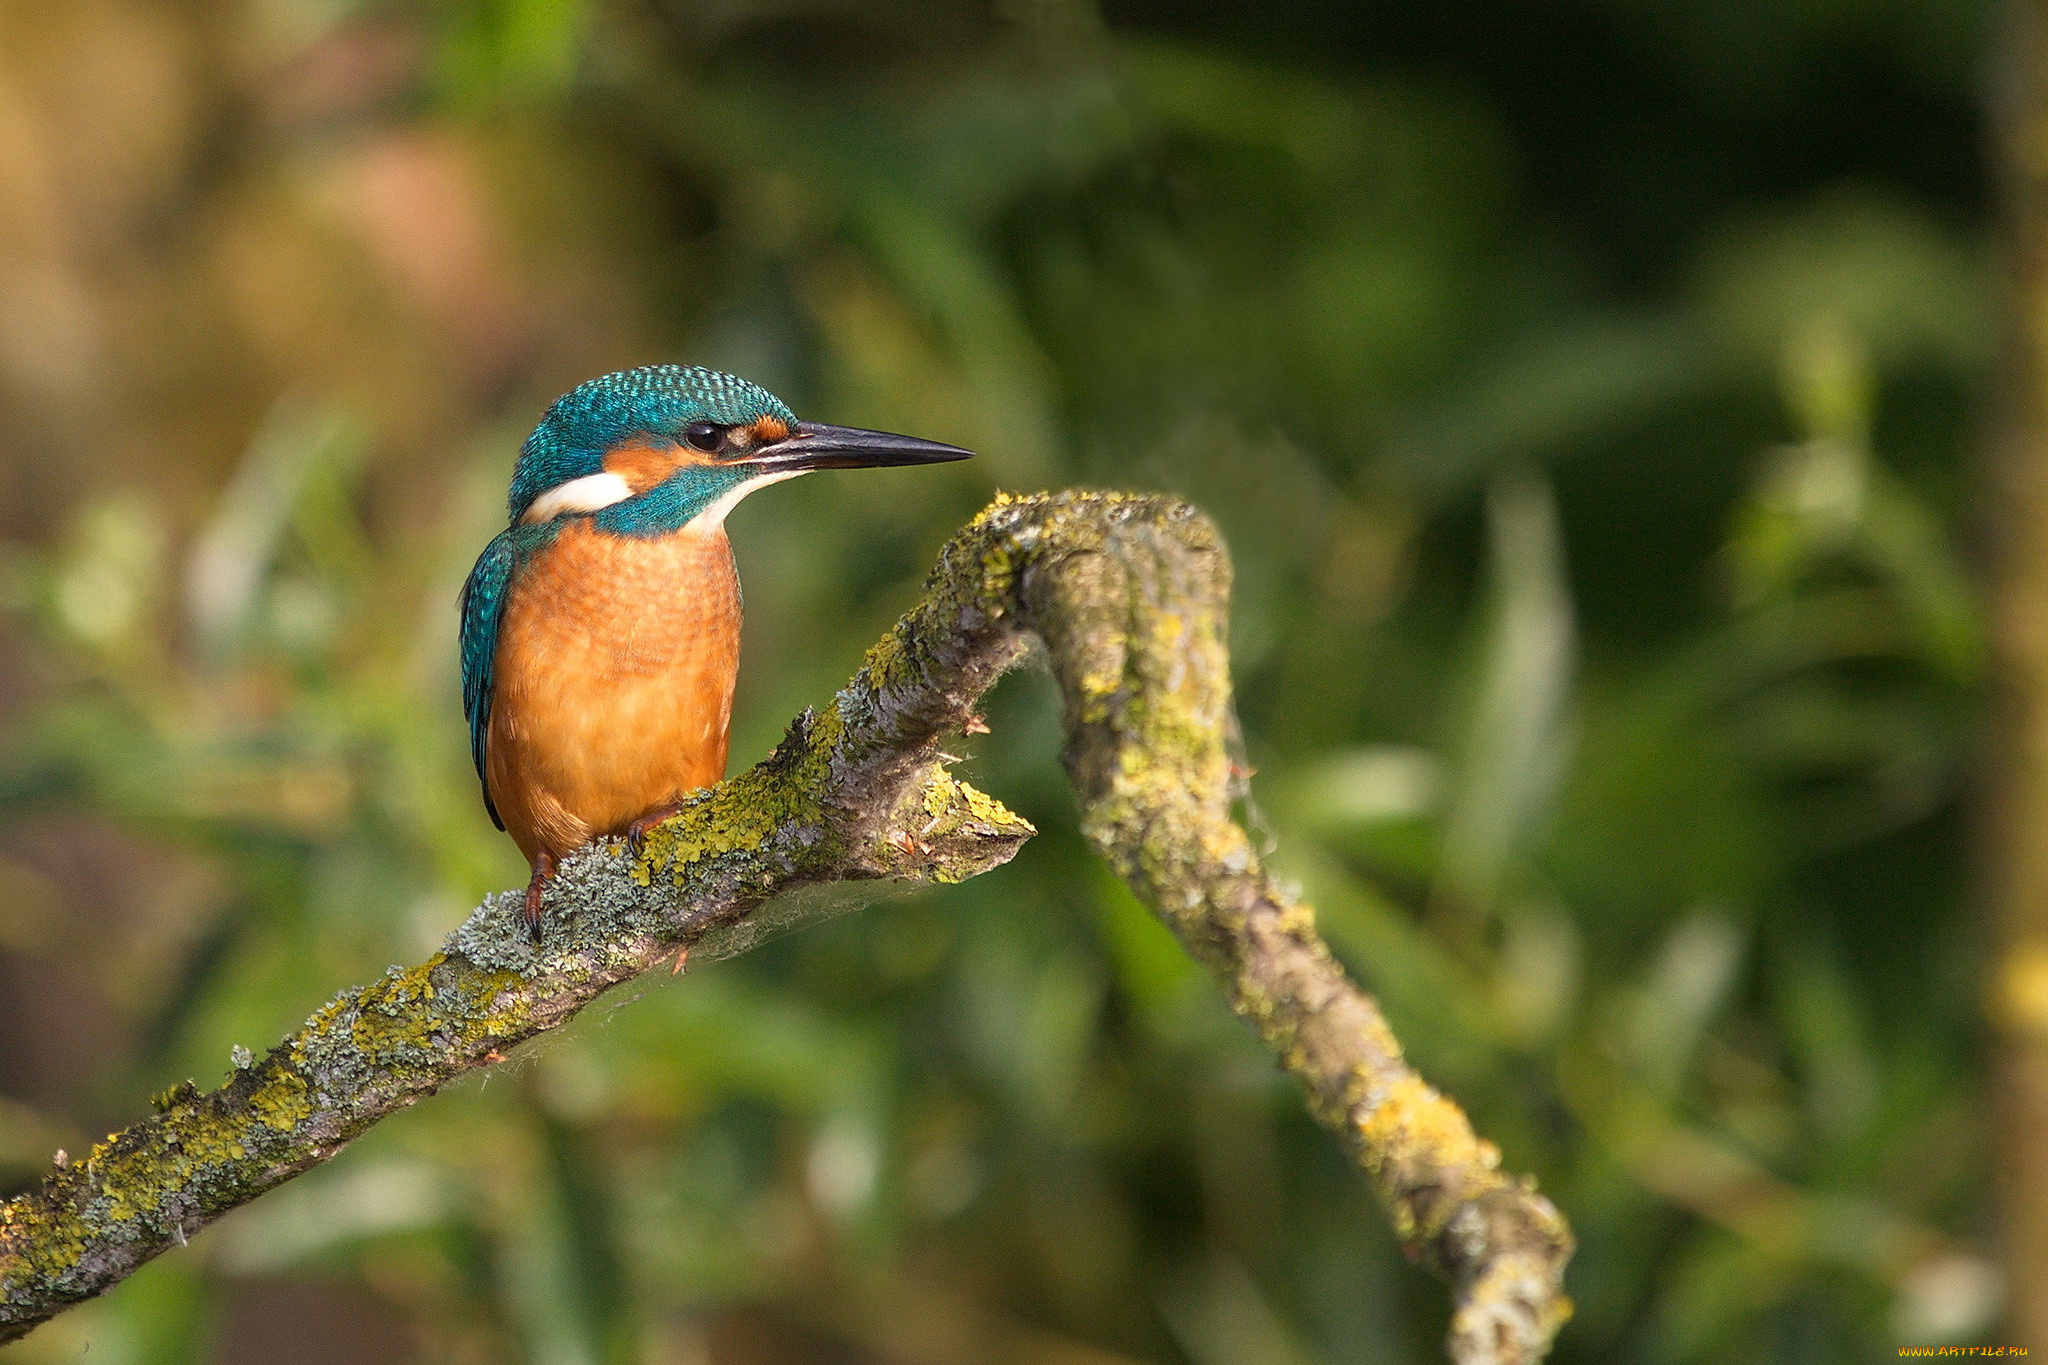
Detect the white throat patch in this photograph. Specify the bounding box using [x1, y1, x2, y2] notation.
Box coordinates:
[685, 469, 808, 533]
[521, 472, 632, 524]
[520, 468, 808, 530]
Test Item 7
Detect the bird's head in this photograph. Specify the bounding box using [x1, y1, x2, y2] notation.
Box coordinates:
[508, 365, 971, 535]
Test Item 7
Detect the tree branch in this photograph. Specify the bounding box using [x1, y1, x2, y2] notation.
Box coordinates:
[0, 491, 1572, 1362]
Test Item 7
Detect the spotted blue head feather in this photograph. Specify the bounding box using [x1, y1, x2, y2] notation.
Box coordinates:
[508, 365, 796, 524]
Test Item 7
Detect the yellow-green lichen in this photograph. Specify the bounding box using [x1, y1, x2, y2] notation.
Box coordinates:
[975, 544, 1017, 606]
[336, 963, 532, 1076]
[1355, 1073, 1504, 1241]
[1, 1204, 87, 1280]
[957, 780, 1019, 827]
[91, 1102, 258, 1223]
[858, 628, 912, 692]
[632, 752, 828, 888]
[920, 774, 960, 820]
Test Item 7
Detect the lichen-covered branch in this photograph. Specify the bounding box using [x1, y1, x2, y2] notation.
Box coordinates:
[0, 491, 1571, 1363]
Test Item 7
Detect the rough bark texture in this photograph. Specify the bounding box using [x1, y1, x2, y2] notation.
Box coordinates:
[1995, 2, 2048, 1345]
[0, 491, 1572, 1363]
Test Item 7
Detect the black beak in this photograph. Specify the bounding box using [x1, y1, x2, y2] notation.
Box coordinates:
[737, 421, 974, 473]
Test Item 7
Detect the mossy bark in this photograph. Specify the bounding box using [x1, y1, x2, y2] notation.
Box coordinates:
[0, 491, 1571, 1364]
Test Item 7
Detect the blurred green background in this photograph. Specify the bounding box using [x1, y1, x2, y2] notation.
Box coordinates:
[0, 0, 2004, 1360]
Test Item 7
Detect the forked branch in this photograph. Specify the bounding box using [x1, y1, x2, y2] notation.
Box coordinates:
[0, 491, 1571, 1363]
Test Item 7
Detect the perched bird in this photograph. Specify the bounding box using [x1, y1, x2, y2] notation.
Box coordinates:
[460, 365, 971, 931]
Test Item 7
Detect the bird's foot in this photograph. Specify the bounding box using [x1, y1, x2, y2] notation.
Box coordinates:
[522, 851, 558, 944]
[625, 804, 685, 861]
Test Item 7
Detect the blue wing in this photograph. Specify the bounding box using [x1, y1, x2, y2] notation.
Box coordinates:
[459, 528, 520, 831]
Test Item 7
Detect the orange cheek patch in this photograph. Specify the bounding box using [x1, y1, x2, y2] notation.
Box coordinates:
[749, 416, 790, 445]
[603, 440, 692, 494]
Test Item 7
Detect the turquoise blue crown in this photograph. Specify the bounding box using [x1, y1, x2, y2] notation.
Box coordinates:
[508, 365, 796, 523]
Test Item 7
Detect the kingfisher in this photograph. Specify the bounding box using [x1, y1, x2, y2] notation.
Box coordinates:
[460, 365, 971, 931]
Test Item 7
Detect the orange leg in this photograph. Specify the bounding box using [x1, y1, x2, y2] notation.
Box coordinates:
[625, 802, 687, 860]
[523, 848, 558, 940]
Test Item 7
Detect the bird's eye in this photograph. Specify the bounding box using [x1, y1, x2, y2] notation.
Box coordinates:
[683, 421, 724, 453]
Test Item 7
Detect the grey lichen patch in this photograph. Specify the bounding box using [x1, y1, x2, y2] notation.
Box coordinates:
[445, 893, 537, 972]
[549, 843, 653, 929]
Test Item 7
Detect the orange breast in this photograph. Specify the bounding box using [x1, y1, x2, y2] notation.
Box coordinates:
[486, 518, 740, 865]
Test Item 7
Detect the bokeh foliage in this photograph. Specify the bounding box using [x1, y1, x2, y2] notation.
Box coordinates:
[0, 0, 1999, 1361]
